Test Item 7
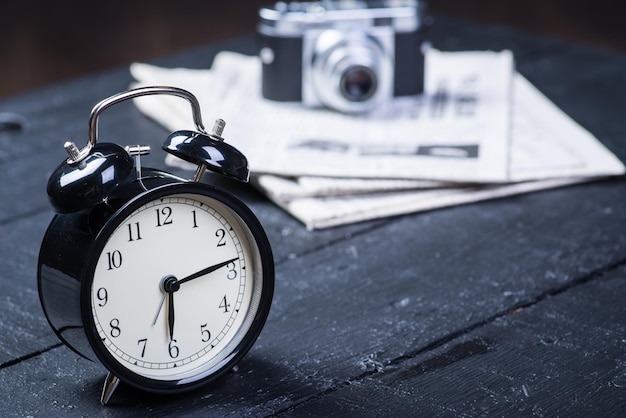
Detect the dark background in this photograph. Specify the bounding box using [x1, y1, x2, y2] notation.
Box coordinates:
[1, 0, 624, 99]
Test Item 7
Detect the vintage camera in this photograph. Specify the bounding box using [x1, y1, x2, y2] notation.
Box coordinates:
[258, 0, 430, 114]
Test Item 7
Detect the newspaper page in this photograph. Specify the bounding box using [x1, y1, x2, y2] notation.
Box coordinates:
[130, 49, 514, 183]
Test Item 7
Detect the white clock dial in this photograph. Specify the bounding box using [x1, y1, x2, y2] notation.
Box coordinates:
[89, 192, 264, 381]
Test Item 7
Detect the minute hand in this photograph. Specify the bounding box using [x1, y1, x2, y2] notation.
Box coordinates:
[177, 257, 239, 286]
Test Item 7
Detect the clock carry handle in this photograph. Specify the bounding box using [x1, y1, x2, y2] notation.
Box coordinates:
[47, 86, 249, 214]
[65, 86, 207, 162]
[66, 85, 250, 183]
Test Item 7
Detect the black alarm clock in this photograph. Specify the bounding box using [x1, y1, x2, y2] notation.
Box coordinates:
[37, 86, 274, 405]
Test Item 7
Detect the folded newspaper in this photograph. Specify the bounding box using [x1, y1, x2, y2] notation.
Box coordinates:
[129, 50, 624, 229]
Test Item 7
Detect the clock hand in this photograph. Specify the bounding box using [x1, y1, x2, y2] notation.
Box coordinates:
[152, 294, 166, 326]
[167, 291, 175, 341]
[161, 275, 180, 340]
[177, 257, 239, 286]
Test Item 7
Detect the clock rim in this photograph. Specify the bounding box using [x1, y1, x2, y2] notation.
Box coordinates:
[79, 181, 274, 394]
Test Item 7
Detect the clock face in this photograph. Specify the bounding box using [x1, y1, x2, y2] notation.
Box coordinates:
[84, 186, 272, 388]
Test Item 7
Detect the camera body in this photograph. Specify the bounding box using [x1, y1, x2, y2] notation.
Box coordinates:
[258, 0, 430, 113]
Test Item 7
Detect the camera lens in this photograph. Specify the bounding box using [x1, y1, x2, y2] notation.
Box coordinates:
[340, 65, 377, 102]
[304, 29, 394, 114]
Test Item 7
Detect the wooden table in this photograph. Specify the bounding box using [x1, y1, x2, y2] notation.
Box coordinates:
[2, 15, 626, 416]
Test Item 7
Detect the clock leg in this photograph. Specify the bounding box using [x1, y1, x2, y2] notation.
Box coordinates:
[100, 372, 121, 406]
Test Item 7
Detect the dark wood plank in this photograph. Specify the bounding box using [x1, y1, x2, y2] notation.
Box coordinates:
[287, 264, 626, 417]
[0, 212, 61, 364]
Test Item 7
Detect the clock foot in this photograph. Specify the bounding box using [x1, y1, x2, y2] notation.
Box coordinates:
[100, 372, 121, 406]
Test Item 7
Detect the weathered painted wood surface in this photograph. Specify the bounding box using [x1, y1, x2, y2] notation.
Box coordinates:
[1, 15, 626, 416]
